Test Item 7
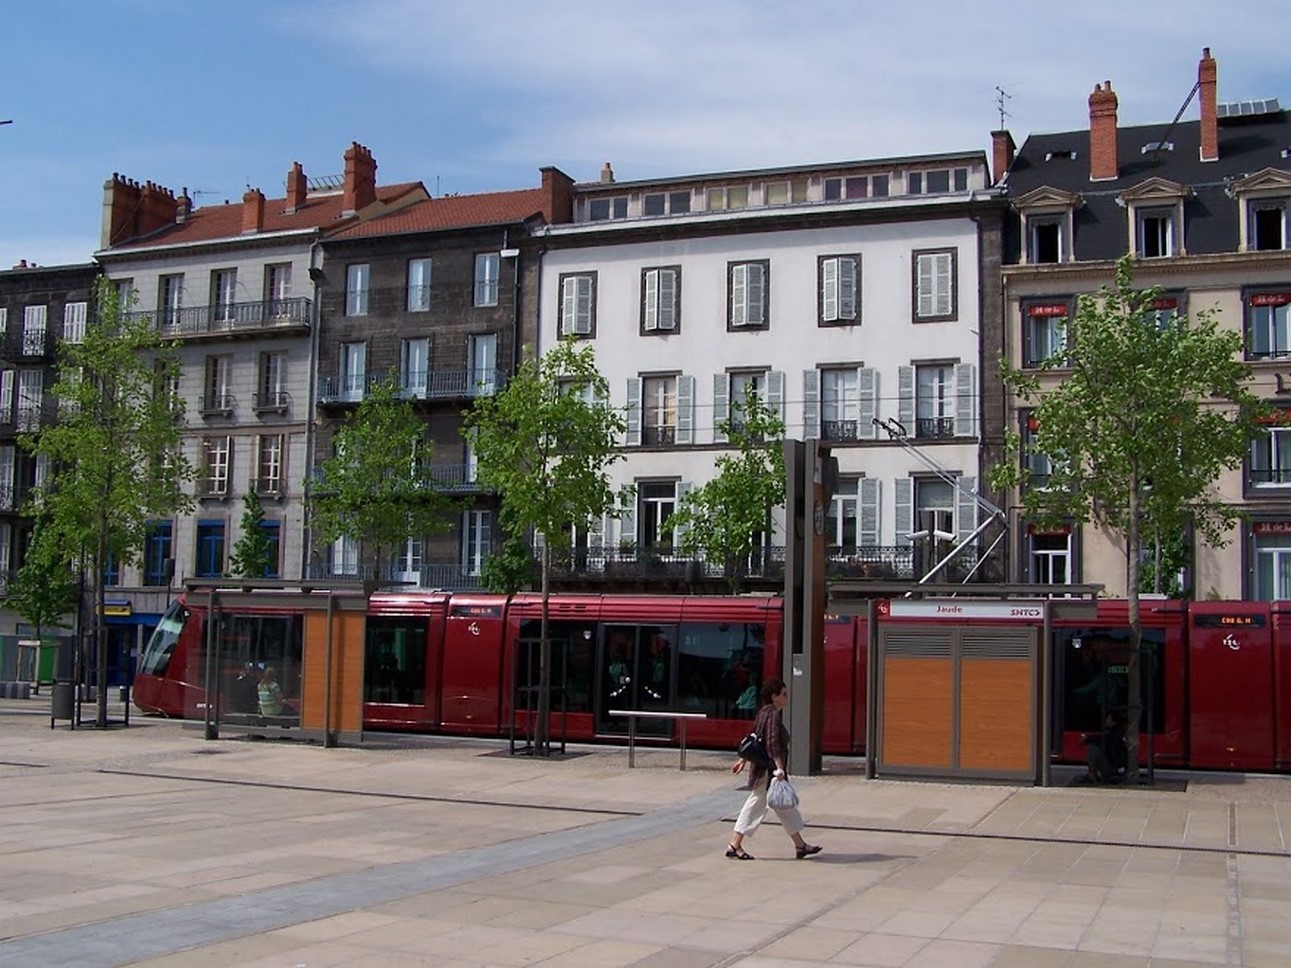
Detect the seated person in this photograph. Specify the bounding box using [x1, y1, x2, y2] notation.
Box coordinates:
[1083, 711, 1127, 783]
[257, 666, 287, 717]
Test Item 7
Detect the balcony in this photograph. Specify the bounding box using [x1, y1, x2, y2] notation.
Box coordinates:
[318, 369, 507, 405]
[253, 477, 285, 499]
[425, 464, 488, 492]
[641, 424, 676, 446]
[915, 416, 955, 439]
[253, 390, 290, 415]
[196, 477, 229, 499]
[130, 297, 312, 340]
[199, 391, 236, 417]
[305, 561, 486, 591]
[821, 420, 858, 441]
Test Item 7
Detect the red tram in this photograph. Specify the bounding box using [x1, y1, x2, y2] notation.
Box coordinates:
[133, 591, 1291, 772]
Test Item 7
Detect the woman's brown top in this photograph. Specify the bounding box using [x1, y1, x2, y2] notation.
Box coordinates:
[746, 701, 789, 789]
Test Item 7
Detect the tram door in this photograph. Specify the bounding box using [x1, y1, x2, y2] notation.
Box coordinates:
[597, 623, 677, 735]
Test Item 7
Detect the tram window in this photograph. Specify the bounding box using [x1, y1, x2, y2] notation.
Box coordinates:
[365, 617, 427, 704]
[677, 621, 766, 720]
[516, 619, 594, 713]
[1057, 627, 1165, 735]
[139, 603, 186, 675]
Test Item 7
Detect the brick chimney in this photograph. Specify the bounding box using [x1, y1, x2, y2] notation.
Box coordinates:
[600, 161, 614, 183]
[991, 129, 1016, 186]
[540, 166, 574, 223]
[286, 161, 307, 213]
[101, 174, 142, 248]
[1088, 81, 1119, 182]
[1199, 47, 1219, 163]
[242, 188, 265, 233]
[138, 181, 178, 237]
[176, 188, 192, 223]
[342, 143, 377, 215]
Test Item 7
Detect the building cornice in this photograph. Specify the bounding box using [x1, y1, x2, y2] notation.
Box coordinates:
[1003, 250, 1291, 285]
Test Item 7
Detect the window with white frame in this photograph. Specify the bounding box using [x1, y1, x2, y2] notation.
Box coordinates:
[820, 367, 859, 440]
[763, 179, 807, 205]
[407, 258, 432, 312]
[257, 352, 287, 411]
[705, 185, 749, 211]
[912, 249, 955, 321]
[1253, 525, 1291, 600]
[392, 537, 423, 584]
[1249, 200, 1288, 251]
[641, 267, 680, 333]
[641, 375, 677, 446]
[588, 196, 628, 221]
[1246, 291, 1291, 359]
[16, 370, 41, 431]
[341, 342, 367, 401]
[1250, 410, 1291, 489]
[0, 369, 12, 424]
[638, 481, 678, 549]
[824, 175, 874, 201]
[114, 278, 135, 310]
[202, 436, 231, 496]
[1136, 208, 1175, 258]
[159, 275, 183, 329]
[1027, 527, 1073, 584]
[915, 364, 954, 439]
[826, 485, 858, 553]
[819, 255, 859, 324]
[907, 167, 968, 195]
[474, 253, 500, 306]
[22, 305, 46, 356]
[914, 478, 955, 543]
[401, 338, 429, 398]
[345, 263, 369, 316]
[471, 333, 498, 396]
[1023, 300, 1071, 367]
[461, 510, 491, 576]
[641, 191, 692, 216]
[728, 261, 769, 330]
[212, 269, 237, 322]
[1022, 412, 1056, 489]
[0, 307, 7, 337]
[266, 264, 292, 316]
[62, 301, 87, 344]
[203, 355, 233, 412]
[560, 272, 596, 337]
[1029, 217, 1064, 264]
[0, 445, 13, 510]
[256, 434, 283, 495]
[332, 535, 358, 577]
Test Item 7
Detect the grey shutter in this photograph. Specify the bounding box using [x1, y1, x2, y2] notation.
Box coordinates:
[748, 263, 766, 326]
[673, 481, 692, 544]
[897, 365, 915, 436]
[560, 277, 576, 336]
[676, 375, 694, 445]
[802, 369, 819, 439]
[957, 476, 978, 544]
[625, 377, 640, 445]
[587, 515, 607, 572]
[859, 477, 880, 549]
[839, 256, 858, 321]
[821, 258, 838, 322]
[766, 370, 785, 421]
[618, 506, 636, 550]
[955, 362, 976, 438]
[659, 268, 677, 330]
[730, 265, 746, 327]
[857, 366, 877, 439]
[643, 269, 659, 331]
[712, 373, 728, 444]
[895, 477, 913, 547]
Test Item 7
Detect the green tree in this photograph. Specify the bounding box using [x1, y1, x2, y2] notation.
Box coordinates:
[664, 391, 786, 591]
[466, 340, 626, 752]
[309, 377, 454, 579]
[26, 277, 192, 727]
[4, 515, 79, 645]
[229, 490, 275, 578]
[989, 255, 1264, 779]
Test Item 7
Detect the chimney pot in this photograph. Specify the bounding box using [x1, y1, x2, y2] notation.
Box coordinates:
[600, 162, 614, 183]
[242, 187, 266, 233]
[342, 143, 377, 215]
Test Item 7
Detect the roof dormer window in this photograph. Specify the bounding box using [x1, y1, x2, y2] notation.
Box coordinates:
[1232, 168, 1291, 252]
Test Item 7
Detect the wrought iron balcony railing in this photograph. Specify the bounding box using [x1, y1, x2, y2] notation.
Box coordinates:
[199, 391, 236, 416]
[641, 424, 676, 446]
[317, 369, 506, 404]
[915, 416, 955, 439]
[305, 561, 486, 591]
[253, 477, 284, 498]
[135, 297, 312, 338]
[821, 419, 858, 441]
[253, 390, 290, 414]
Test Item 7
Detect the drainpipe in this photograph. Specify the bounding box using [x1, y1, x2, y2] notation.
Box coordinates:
[302, 238, 324, 579]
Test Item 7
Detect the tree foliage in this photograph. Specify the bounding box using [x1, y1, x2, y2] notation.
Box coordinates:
[26, 277, 192, 726]
[665, 391, 786, 590]
[229, 490, 275, 578]
[4, 514, 78, 641]
[465, 339, 626, 750]
[309, 377, 455, 575]
[989, 255, 1264, 778]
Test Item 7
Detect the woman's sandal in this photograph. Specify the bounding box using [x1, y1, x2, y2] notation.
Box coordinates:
[725, 843, 754, 860]
[795, 844, 822, 859]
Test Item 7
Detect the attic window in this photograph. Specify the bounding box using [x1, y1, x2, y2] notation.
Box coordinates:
[1141, 142, 1175, 154]
[1044, 150, 1076, 162]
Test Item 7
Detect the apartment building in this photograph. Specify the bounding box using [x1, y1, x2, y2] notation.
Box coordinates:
[999, 49, 1291, 598]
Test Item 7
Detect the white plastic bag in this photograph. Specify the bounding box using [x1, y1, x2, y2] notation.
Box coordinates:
[767, 775, 799, 810]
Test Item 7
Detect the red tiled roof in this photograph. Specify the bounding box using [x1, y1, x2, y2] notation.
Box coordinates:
[326, 188, 548, 240]
[105, 182, 427, 251]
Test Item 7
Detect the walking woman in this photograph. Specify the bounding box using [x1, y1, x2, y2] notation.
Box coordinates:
[726, 678, 821, 860]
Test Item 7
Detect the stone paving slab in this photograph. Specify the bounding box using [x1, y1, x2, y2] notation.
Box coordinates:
[3, 698, 1291, 966]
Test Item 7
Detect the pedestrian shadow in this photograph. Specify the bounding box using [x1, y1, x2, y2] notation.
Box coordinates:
[766, 852, 911, 864]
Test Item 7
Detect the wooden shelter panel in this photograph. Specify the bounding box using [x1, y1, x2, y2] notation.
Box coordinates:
[958, 659, 1033, 771]
[882, 657, 953, 768]
[301, 611, 366, 733]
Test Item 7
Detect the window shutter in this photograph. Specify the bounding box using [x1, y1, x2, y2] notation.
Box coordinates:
[561, 277, 577, 335]
[955, 362, 976, 437]
[859, 477, 880, 548]
[0, 308, 7, 336]
[821, 258, 838, 321]
[0, 370, 12, 422]
[730, 264, 747, 327]
[917, 255, 935, 317]
[63, 302, 87, 343]
[712, 373, 728, 444]
[574, 276, 593, 334]
[802, 370, 819, 439]
[618, 507, 636, 548]
[625, 377, 640, 446]
[934, 253, 952, 316]
[858, 366, 878, 439]
[658, 269, 677, 330]
[766, 370, 785, 421]
[957, 476, 978, 545]
[895, 478, 913, 547]
[838, 256, 857, 321]
[747, 263, 766, 326]
[897, 365, 914, 435]
[676, 375, 694, 444]
[643, 270, 659, 331]
[587, 515, 606, 572]
[674, 481, 692, 542]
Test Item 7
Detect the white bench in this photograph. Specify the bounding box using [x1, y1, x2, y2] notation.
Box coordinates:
[608, 709, 708, 770]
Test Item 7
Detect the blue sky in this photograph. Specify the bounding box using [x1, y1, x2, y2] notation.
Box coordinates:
[3, 0, 1286, 269]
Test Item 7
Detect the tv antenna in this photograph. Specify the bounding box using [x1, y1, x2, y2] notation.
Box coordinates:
[995, 86, 1013, 129]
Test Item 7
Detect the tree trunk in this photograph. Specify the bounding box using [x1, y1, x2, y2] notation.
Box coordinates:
[536, 539, 551, 755]
[1125, 478, 1142, 783]
[95, 518, 109, 728]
